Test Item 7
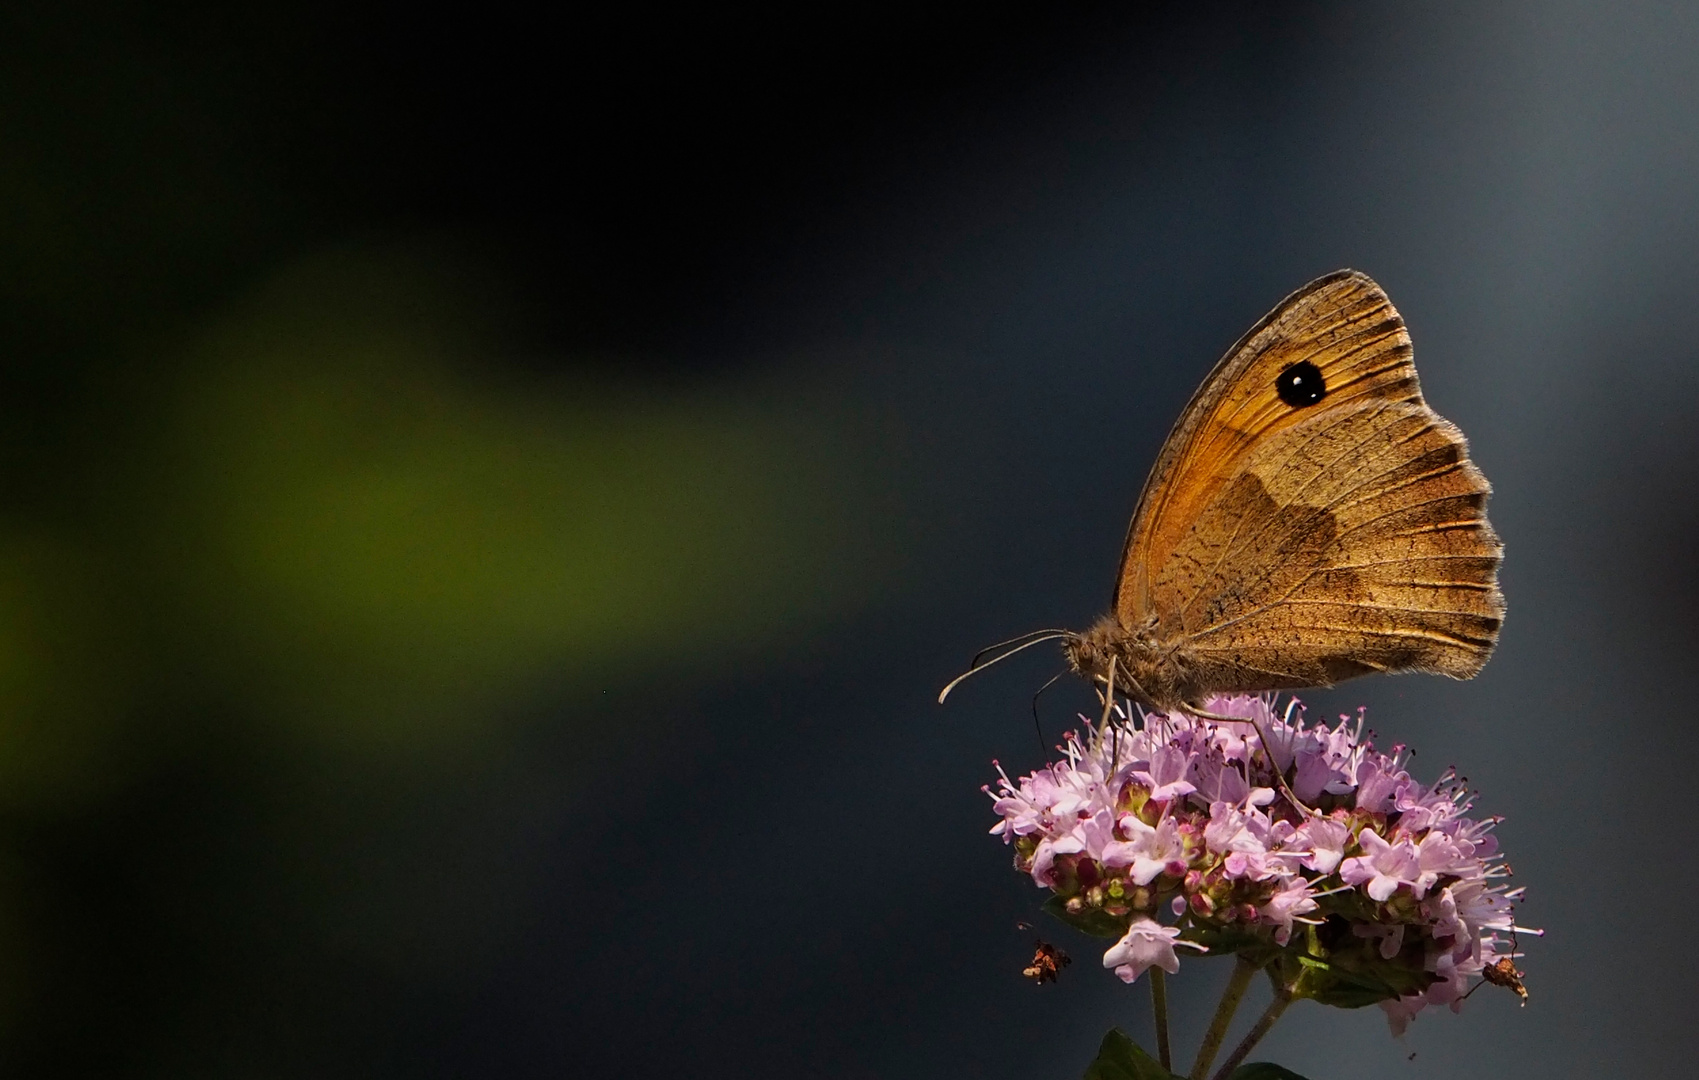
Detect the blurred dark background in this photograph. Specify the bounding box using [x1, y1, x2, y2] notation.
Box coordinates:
[0, 2, 1694, 1076]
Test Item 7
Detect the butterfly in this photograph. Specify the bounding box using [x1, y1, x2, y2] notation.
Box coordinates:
[1021, 940, 1071, 985]
[942, 270, 1503, 714]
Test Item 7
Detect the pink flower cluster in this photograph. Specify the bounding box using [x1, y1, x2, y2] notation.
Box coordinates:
[986, 695, 1533, 1033]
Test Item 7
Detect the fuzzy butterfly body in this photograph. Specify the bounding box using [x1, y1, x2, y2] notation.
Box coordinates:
[1062, 270, 1503, 710]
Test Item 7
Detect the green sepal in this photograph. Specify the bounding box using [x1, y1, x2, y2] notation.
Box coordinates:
[1182, 924, 1284, 969]
[1264, 917, 1438, 1008]
[1082, 1028, 1180, 1080]
[1043, 894, 1132, 940]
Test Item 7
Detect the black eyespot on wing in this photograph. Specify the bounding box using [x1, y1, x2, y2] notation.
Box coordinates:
[1276, 360, 1326, 407]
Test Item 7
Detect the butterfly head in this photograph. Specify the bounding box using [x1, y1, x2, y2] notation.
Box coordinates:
[1062, 615, 1180, 711]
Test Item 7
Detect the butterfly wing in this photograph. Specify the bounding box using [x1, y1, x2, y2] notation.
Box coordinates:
[1115, 270, 1502, 695]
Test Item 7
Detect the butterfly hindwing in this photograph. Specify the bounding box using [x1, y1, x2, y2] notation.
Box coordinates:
[1164, 401, 1502, 692]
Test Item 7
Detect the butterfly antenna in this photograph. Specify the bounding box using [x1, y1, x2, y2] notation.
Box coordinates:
[938, 631, 1070, 704]
[1030, 668, 1066, 758]
[968, 628, 1072, 671]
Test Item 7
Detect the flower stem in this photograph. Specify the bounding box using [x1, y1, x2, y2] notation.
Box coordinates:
[1209, 987, 1294, 1080]
[1150, 967, 1172, 1070]
[1188, 956, 1258, 1080]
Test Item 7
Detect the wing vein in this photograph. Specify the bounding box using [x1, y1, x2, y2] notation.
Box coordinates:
[1178, 409, 1464, 629]
[1188, 625, 1494, 653]
[1173, 400, 1400, 621]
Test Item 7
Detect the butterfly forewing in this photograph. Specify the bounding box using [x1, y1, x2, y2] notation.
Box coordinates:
[1115, 272, 1422, 621]
[1116, 270, 1502, 696]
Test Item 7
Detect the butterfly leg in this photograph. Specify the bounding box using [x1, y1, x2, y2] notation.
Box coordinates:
[1030, 668, 1065, 759]
[1098, 657, 1124, 782]
[1097, 656, 1118, 735]
[1184, 706, 1314, 817]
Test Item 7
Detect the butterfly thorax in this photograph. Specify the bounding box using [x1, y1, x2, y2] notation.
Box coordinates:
[1063, 614, 1194, 712]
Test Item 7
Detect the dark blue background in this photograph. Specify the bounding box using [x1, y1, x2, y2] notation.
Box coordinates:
[4, 4, 1694, 1077]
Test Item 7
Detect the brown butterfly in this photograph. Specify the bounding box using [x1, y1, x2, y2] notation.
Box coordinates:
[942, 270, 1503, 713]
[1021, 939, 1071, 984]
[1479, 955, 1529, 1003]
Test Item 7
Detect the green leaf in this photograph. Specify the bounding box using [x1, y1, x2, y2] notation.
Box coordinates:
[1043, 895, 1133, 940]
[1082, 1028, 1180, 1080]
[1228, 1065, 1312, 1080]
[1304, 981, 1401, 1010]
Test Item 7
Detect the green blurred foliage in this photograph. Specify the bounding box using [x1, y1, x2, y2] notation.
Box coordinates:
[0, 245, 877, 803]
[0, 8, 903, 1055]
